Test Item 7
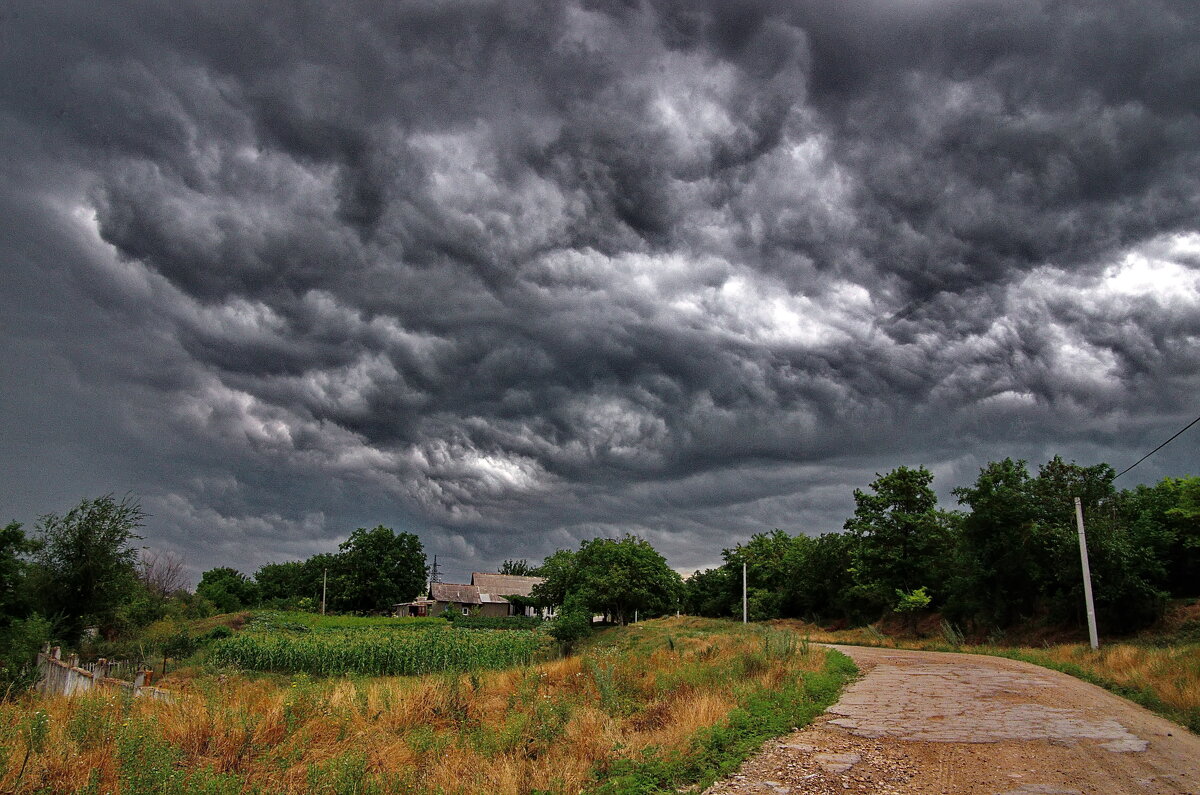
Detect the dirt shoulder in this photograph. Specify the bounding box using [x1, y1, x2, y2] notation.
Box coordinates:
[705, 645, 1200, 795]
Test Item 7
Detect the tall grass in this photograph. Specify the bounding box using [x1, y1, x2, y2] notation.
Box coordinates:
[0, 618, 854, 794]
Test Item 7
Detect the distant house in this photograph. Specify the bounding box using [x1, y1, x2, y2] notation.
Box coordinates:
[394, 572, 554, 618]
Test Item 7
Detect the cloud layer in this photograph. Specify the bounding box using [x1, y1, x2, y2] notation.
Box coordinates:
[2, 0, 1198, 581]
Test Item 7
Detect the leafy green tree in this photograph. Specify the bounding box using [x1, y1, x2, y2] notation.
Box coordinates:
[843, 467, 957, 615]
[33, 495, 144, 642]
[570, 535, 683, 624]
[1119, 476, 1200, 597]
[950, 458, 1055, 626]
[953, 456, 1164, 633]
[197, 567, 260, 613]
[0, 522, 36, 623]
[530, 548, 578, 608]
[683, 567, 734, 617]
[722, 530, 801, 620]
[498, 558, 540, 576]
[785, 531, 872, 623]
[330, 526, 426, 613]
[254, 561, 308, 605]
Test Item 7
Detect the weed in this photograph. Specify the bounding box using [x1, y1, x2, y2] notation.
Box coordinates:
[939, 620, 965, 648]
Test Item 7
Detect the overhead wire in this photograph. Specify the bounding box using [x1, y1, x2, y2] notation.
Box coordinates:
[1113, 412, 1200, 479]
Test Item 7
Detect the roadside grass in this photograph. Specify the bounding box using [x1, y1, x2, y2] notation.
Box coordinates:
[0, 617, 854, 794]
[776, 619, 1200, 734]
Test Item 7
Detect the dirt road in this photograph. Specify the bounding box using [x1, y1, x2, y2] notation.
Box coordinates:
[705, 645, 1200, 795]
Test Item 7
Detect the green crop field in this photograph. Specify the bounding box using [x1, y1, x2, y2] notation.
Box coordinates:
[245, 610, 447, 633]
[209, 625, 552, 676]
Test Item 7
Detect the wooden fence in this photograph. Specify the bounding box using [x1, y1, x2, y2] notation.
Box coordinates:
[36, 646, 173, 702]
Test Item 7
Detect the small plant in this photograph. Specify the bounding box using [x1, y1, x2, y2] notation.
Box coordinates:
[939, 619, 965, 648]
[862, 625, 887, 644]
[893, 586, 932, 614]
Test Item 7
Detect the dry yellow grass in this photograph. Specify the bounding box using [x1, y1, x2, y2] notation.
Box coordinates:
[0, 617, 831, 794]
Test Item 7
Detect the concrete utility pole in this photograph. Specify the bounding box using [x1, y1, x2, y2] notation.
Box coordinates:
[1074, 497, 1100, 650]
[742, 561, 748, 624]
[321, 568, 327, 616]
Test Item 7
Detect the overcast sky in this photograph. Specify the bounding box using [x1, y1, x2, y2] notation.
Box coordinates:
[2, 0, 1198, 585]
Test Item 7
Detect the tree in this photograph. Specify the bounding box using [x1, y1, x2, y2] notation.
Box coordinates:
[33, 494, 144, 642]
[254, 561, 309, 606]
[137, 549, 185, 598]
[721, 529, 802, 620]
[498, 558, 539, 576]
[0, 522, 36, 624]
[197, 567, 260, 613]
[330, 526, 426, 613]
[785, 531, 868, 623]
[683, 567, 734, 617]
[530, 548, 578, 608]
[950, 458, 1051, 626]
[843, 466, 957, 616]
[570, 535, 682, 624]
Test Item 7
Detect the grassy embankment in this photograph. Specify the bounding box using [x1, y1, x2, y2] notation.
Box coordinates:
[778, 612, 1200, 734]
[0, 617, 855, 794]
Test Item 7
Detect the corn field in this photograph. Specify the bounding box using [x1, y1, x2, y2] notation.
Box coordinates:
[208, 627, 551, 676]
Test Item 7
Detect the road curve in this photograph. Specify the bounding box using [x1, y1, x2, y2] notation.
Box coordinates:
[705, 645, 1200, 795]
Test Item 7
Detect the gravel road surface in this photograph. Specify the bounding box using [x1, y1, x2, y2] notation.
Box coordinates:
[704, 645, 1199, 795]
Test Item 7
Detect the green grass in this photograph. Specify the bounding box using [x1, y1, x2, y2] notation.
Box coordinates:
[590, 649, 857, 794]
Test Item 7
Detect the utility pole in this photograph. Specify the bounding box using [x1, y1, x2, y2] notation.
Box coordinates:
[321, 568, 327, 616]
[742, 561, 748, 624]
[1073, 497, 1099, 650]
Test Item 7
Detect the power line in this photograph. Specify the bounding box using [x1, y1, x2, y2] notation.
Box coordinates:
[1114, 412, 1200, 480]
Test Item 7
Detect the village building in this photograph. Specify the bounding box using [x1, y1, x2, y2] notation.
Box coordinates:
[393, 572, 555, 618]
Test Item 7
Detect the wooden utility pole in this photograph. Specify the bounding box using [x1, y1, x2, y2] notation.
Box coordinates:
[1073, 497, 1099, 649]
[321, 568, 327, 616]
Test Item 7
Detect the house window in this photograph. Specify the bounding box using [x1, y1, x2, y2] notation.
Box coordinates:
[462, 607, 470, 616]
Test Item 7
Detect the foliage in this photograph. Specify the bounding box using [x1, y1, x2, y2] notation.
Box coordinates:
[529, 548, 577, 608]
[197, 567, 260, 614]
[329, 526, 427, 613]
[0, 615, 52, 698]
[445, 614, 543, 630]
[843, 466, 957, 614]
[209, 627, 550, 676]
[893, 586, 931, 614]
[682, 566, 734, 618]
[32, 494, 145, 642]
[252, 561, 308, 606]
[497, 558, 540, 576]
[543, 535, 683, 625]
[0, 522, 37, 625]
[547, 593, 593, 650]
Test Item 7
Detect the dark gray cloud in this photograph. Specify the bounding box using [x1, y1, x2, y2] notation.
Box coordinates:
[1, 0, 1198, 583]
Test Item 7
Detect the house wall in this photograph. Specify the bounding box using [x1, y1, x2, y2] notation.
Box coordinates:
[479, 603, 509, 618]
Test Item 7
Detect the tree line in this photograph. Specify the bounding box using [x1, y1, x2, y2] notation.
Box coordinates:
[0, 499, 429, 690]
[2, 455, 1195, 688]
[684, 457, 1199, 635]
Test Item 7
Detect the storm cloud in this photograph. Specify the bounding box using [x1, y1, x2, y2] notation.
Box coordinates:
[2, 0, 1198, 581]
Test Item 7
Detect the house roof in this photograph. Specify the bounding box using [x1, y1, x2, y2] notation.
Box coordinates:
[470, 573, 543, 598]
[430, 582, 483, 604]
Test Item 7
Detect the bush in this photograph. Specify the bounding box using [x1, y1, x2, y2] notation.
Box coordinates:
[548, 594, 592, 651]
[0, 615, 52, 698]
[445, 614, 542, 630]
